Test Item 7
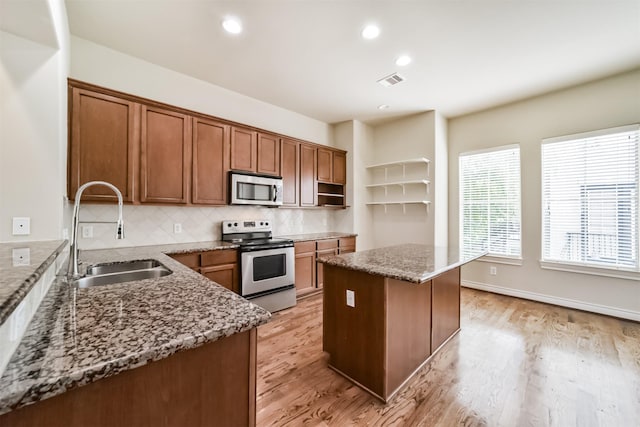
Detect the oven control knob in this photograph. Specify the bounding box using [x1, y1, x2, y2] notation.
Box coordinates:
[234, 222, 238, 227]
[265, 222, 269, 226]
[260, 222, 264, 226]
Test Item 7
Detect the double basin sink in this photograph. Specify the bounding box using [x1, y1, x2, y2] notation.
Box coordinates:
[73, 259, 173, 288]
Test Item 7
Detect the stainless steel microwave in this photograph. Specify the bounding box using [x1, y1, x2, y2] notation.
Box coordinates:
[230, 172, 283, 206]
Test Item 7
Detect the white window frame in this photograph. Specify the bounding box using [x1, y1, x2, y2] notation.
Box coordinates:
[540, 124, 640, 280]
[459, 144, 522, 261]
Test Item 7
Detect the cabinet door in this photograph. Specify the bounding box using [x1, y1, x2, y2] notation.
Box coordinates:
[280, 138, 299, 206]
[69, 87, 138, 202]
[201, 264, 239, 294]
[300, 144, 317, 206]
[317, 148, 333, 183]
[257, 133, 280, 176]
[168, 252, 200, 270]
[140, 106, 191, 204]
[431, 267, 461, 351]
[316, 239, 339, 289]
[192, 117, 230, 205]
[230, 127, 257, 172]
[295, 241, 316, 295]
[333, 151, 346, 185]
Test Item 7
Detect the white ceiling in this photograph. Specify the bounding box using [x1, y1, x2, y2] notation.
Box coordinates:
[64, 0, 640, 124]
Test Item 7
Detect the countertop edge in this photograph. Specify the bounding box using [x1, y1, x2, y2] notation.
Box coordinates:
[0, 240, 68, 325]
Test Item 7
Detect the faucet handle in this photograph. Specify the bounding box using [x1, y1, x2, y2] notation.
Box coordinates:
[116, 221, 125, 240]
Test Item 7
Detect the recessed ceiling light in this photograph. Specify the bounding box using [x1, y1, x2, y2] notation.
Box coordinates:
[222, 17, 243, 34]
[378, 104, 390, 110]
[361, 24, 380, 40]
[395, 55, 412, 67]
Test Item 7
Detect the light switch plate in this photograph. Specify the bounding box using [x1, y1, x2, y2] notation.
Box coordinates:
[12, 217, 30, 235]
[82, 225, 93, 238]
[173, 223, 182, 234]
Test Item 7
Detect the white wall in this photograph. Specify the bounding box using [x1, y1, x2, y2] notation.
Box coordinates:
[0, 0, 69, 243]
[448, 68, 640, 320]
[333, 120, 374, 250]
[368, 112, 436, 248]
[70, 36, 333, 146]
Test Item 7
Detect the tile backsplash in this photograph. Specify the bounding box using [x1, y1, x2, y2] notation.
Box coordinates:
[66, 203, 337, 250]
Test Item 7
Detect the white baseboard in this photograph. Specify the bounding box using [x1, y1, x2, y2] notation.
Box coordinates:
[461, 280, 640, 322]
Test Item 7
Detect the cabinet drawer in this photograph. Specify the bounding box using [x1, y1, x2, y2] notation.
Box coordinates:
[316, 239, 338, 250]
[201, 249, 238, 267]
[295, 241, 316, 254]
[169, 252, 200, 268]
[339, 237, 356, 249]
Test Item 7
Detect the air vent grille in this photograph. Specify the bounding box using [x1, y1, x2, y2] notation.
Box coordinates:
[377, 73, 406, 87]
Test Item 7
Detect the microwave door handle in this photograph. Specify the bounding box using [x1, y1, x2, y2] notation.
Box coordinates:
[273, 185, 277, 202]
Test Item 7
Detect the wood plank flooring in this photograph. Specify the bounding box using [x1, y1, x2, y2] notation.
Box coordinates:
[256, 288, 640, 427]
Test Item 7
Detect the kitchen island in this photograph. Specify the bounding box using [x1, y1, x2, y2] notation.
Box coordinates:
[318, 244, 485, 402]
[0, 241, 269, 427]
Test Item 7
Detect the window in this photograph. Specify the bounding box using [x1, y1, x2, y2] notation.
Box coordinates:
[542, 125, 639, 272]
[459, 145, 521, 259]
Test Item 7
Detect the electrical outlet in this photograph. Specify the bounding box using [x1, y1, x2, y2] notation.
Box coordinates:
[346, 289, 355, 307]
[82, 225, 93, 238]
[12, 217, 30, 235]
[12, 248, 30, 266]
[174, 223, 182, 234]
[490, 266, 497, 276]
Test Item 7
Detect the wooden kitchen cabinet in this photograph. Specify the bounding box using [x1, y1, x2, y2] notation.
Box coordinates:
[230, 126, 257, 173]
[140, 105, 191, 204]
[200, 250, 239, 294]
[300, 143, 317, 206]
[316, 239, 339, 289]
[257, 133, 280, 176]
[317, 147, 333, 183]
[168, 252, 200, 271]
[192, 117, 230, 205]
[280, 138, 299, 206]
[431, 267, 461, 351]
[294, 241, 316, 296]
[317, 148, 346, 185]
[338, 237, 356, 254]
[68, 87, 138, 202]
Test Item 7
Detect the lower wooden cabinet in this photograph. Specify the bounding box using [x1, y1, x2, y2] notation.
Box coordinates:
[294, 241, 316, 295]
[169, 249, 239, 294]
[293, 236, 356, 297]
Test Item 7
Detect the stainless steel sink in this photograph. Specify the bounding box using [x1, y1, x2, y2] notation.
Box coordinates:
[73, 259, 172, 288]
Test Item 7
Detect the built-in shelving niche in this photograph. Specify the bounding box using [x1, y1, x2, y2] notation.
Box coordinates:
[366, 158, 430, 213]
[317, 182, 345, 207]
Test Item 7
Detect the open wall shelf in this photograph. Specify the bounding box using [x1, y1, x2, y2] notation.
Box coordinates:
[366, 158, 431, 213]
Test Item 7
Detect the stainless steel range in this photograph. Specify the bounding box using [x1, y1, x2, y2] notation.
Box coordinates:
[222, 220, 296, 313]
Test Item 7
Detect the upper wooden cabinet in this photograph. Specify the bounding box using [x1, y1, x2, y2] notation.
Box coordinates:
[230, 127, 257, 173]
[317, 147, 346, 185]
[280, 138, 299, 206]
[230, 128, 281, 176]
[257, 133, 280, 176]
[140, 105, 191, 204]
[68, 80, 348, 208]
[300, 143, 317, 206]
[192, 117, 230, 205]
[68, 87, 138, 202]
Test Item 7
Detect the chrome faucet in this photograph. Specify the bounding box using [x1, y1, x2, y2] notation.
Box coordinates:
[69, 181, 124, 278]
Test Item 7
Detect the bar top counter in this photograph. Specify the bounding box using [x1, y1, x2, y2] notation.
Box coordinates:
[318, 243, 485, 283]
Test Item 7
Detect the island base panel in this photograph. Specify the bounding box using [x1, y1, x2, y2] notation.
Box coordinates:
[323, 266, 386, 396]
[0, 329, 257, 427]
[431, 267, 461, 351]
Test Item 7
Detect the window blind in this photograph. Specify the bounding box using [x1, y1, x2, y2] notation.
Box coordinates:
[541, 124, 639, 271]
[459, 145, 521, 258]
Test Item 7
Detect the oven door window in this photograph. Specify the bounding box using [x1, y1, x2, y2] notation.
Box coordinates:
[253, 253, 286, 281]
[237, 182, 272, 202]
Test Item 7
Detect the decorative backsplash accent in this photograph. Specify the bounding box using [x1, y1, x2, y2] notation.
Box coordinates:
[68, 203, 336, 250]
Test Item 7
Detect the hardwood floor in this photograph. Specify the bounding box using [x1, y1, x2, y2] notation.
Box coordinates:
[256, 288, 640, 426]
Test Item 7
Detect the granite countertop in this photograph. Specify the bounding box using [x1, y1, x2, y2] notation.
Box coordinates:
[277, 232, 357, 242]
[0, 240, 68, 326]
[318, 243, 486, 283]
[0, 241, 269, 415]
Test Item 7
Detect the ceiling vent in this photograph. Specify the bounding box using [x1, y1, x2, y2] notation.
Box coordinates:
[377, 73, 406, 87]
